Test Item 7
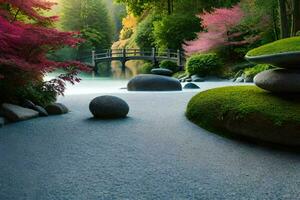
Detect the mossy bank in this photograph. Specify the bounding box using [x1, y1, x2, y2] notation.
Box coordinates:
[186, 86, 300, 146]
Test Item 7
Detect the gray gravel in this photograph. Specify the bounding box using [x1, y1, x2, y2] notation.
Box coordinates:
[1, 91, 300, 200]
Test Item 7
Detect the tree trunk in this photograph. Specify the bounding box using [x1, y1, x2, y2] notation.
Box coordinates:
[167, 0, 171, 15]
[272, 5, 279, 40]
[278, 0, 290, 38]
[291, 0, 300, 35]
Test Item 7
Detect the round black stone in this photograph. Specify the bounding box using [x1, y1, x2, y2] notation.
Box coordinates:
[89, 96, 129, 119]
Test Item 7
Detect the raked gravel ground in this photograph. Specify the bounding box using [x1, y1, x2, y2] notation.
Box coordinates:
[1, 81, 300, 200]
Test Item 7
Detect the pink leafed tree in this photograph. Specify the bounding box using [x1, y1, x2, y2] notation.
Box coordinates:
[0, 0, 89, 97]
[183, 5, 247, 54]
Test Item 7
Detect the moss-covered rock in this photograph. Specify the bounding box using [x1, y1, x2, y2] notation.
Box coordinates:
[246, 36, 300, 57]
[186, 86, 300, 146]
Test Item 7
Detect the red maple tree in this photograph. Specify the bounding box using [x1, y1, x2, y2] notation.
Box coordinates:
[0, 0, 89, 97]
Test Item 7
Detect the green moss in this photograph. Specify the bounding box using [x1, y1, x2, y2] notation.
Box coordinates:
[186, 86, 300, 131]
[246, 36, 300, 56]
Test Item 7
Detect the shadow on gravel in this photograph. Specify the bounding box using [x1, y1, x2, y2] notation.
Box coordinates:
[84, 116, 133, 122]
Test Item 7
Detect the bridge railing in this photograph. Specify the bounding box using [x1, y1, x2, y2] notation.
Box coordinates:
[93, 48, 183, 59]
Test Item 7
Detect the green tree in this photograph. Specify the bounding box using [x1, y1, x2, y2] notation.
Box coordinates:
[116, 0, 240, 16]
[103, 0, 126, 40]
[277, 0, 300, 38]
[153, 13, 201, 50]
[135, 12, 161, 49]
[61, 0, 113, 50]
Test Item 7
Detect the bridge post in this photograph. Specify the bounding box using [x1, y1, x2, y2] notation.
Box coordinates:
[177, 49, 182, 67]
[121, 48, 126, 73]
[122, 48, 126, 58]
[92, 50, 96, 67]
[152, 47, 157, 66]
[107, 49, 111, 58]
[167, 49, 171, 58]
[91, 50, 99, 74]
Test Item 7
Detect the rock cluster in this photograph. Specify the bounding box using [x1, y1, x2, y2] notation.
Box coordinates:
[179, 75, 205, 83]
[45, 103, 69, 115]
[246, 53, 300, 93]
[233, 70, 253, 83]
[1, 103, 39, 122]
[0, 100, 68, 127]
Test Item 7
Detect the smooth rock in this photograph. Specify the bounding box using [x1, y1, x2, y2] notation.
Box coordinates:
[45, 103, 69, 115]
[254, 68, 300, 93]
[127, 74, 182, 91]
[22, 99, 35, 109]
[1, 103, 39, 122]
[245, 52, 300, 69]
[191, 75, 205, 82]
[89, 96, 129, 119]
[151, 68, 173, 76]
[184, 83, 200, 89]
[33, 105, 48, 117]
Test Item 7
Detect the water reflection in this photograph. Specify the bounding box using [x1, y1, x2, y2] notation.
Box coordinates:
[45, 61, 144, 95]
[110, 60, 143, 79]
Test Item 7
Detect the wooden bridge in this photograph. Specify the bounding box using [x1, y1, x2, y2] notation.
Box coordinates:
[82, 48, 185, 73]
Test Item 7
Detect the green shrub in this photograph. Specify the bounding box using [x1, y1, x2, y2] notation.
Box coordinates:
[0, 67, 56, 106]
[0, 73, 57, 107]
[159, 60, 179, 72]
[139, 62, 155, 74]
[186, 53, 221, 76]
[243, 64, 273, 79]
[16, 81, 57, 107]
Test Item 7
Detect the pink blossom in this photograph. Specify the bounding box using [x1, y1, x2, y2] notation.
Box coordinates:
[183, 5, 245, 54]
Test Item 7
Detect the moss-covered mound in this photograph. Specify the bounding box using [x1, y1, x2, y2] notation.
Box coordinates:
[247, 36, 300, 57]
[186, 86, 300, 146]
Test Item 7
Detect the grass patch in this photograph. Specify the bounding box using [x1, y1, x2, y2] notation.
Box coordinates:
[246, 36, 300, 57]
